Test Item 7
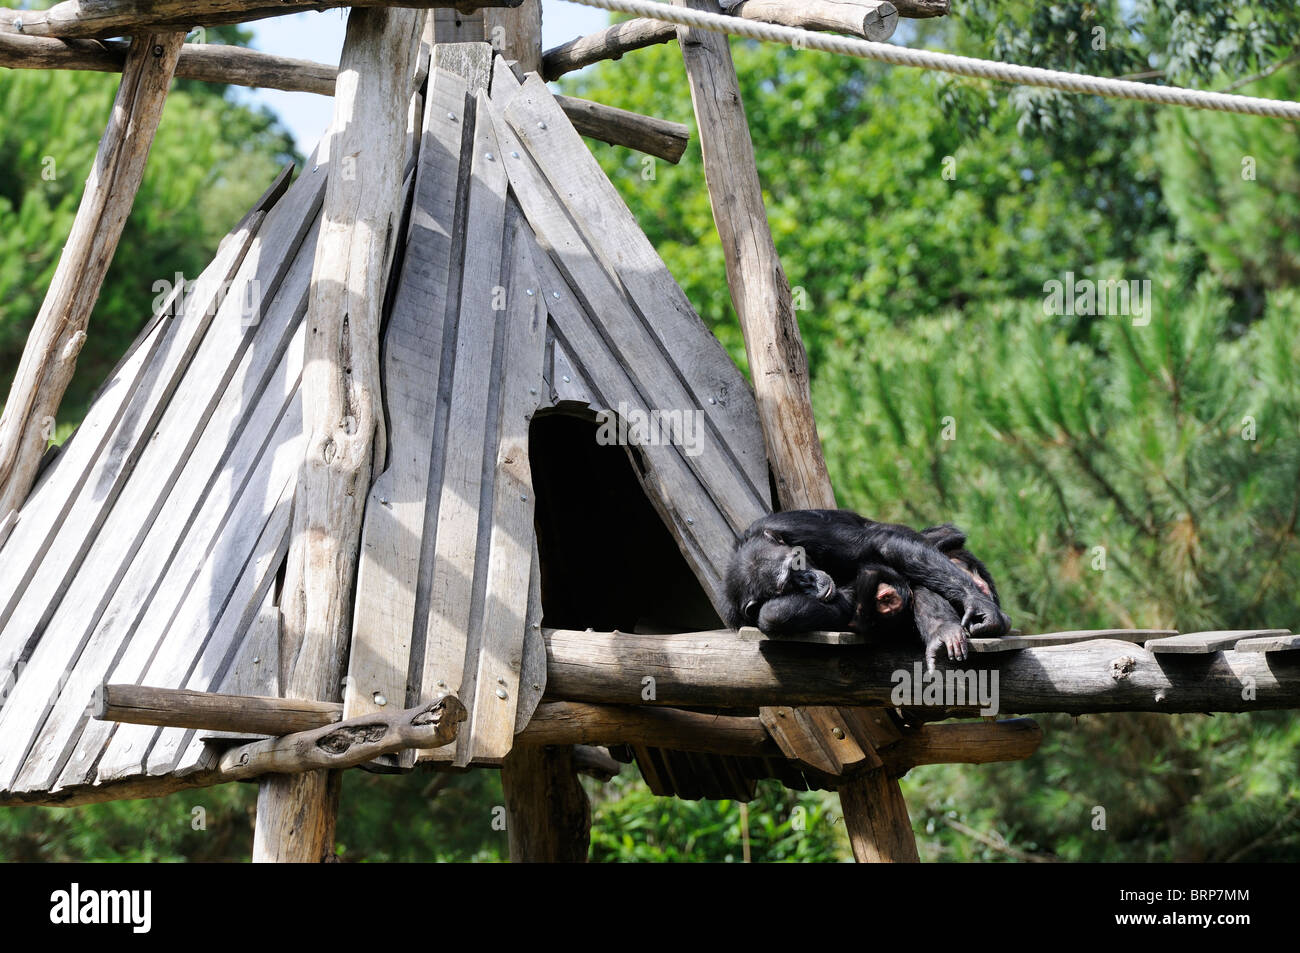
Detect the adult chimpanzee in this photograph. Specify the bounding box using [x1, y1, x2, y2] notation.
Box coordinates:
[724, 510, 1010, 659]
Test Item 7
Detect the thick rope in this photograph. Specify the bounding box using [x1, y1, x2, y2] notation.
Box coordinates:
[562, 0, 1300, 120]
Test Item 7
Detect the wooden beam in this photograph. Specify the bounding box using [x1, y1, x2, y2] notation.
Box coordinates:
[882, 718, 1042, 775]
[501, 744, 591, 862]
[730, 1, 898, 42]
[251, 7, 423, 865]
[555, 93, 689, 163]
[0, 33, 337, 94]
[544, 628, 1300, 714]
[838, 773, 918, 861]
[520, 701, 779, 756]
[0, 37, 683, 162]
[0, 31, 183, 521]
[540, 0, 948, 80]
[221, 695, 464, 778]
[96, 684, 341, 735]
[0, 1, 522, 40]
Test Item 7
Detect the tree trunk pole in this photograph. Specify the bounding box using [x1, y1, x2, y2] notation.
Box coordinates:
[252, 6, 423, 863]
[0, 31, 183, 520]
[501, 745, 592, 862]
[674, 0, 918, 863]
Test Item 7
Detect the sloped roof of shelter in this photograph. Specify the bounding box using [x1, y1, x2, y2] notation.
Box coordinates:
[0, 48, 771, 804]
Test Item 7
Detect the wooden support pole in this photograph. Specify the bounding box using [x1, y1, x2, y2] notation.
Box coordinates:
[0, 31, 183, 521]
[0, 33, 338, 94]
[0, 1, 522, 40]
[501, 744, 591, 862]
[251, 7, 423, 865]
[674, 0, 914, 863]
[555, 94, 690, 163]
[95, 684, 342, 735]
[0, 35, 684, 161]
[483, 0, 541, 74]
[540, 0, 948, 80]
[730, 1, 898, 42]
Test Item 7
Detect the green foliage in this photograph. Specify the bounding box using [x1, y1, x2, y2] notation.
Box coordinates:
[0, 59, 296, 423]
[589, 774, 847, 862]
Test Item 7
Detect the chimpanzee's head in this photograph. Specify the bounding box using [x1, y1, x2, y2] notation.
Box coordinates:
[723, 528, 836, 628]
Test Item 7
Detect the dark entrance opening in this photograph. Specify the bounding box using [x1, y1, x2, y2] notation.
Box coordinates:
[528, 412, 721, 633]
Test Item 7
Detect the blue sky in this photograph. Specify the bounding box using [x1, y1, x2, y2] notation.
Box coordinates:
[237, 1, 609, 152]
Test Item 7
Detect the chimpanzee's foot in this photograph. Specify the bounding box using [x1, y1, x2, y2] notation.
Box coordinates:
[924, 625, 970, 671]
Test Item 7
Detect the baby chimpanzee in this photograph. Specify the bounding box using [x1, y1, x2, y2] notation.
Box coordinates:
[724, 510, 1009, 662]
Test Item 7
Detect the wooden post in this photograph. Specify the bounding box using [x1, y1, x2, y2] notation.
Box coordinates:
[501, 745, 591, 863]
[251, 7, 423, 864]
[0, 31, 183, 520]
[674, 0, 918, 863]
[484, 0, 541, 74]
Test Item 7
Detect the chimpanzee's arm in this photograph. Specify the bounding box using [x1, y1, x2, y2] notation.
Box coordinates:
[756, 592, 855, 635]
[912, 586, 970, 670]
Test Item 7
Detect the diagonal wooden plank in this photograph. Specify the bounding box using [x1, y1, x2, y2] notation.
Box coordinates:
[418, 88, 510, 763]
[343, 66, 471, 731]
[455, 216, 549, 765]
[498, 71, 770, 512]
[483, 96, 740, 608]
[9, 272, 311, 794]
[497, 81, 767, 538]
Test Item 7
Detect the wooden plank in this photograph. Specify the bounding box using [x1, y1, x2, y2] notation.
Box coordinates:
[0, 32, 184, 518]
[457, 216, 549, 765]
[511, 542, 546, 735]
[431, 7, 485, 44]
[342, 65, 472, 731]
[1144, 631, 1273, 654]
[759, 707, 841, 775]
[970, 628, 1178, 653]
[5, 226, 315, 790]
[418, 87, 511, 763]
[737, 625, 865, 645]
[546, 334, 594, 408]
[501, 73, 771, 517]
[484, 98, 741, 603]
[434, 41, 492, 96]
[0, 208, 318, 795]
[482, 0, 540, 73]
[256, 6, 424, 864]
[1233, 633, 1300, 653]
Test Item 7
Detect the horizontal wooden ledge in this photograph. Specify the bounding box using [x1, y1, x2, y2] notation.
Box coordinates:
[0, 1, 522, 40]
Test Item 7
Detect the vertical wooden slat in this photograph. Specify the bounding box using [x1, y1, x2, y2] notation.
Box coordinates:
[253, 6, 423, 864]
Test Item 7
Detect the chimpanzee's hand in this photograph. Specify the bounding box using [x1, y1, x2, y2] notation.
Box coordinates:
[960, 594, 1011, 638]
[924, 621, 970, 671]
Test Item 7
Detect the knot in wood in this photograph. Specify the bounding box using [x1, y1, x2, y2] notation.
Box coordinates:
[61, 330, 87, 362]
[1110, 655, 1137, 680]
[317, 723, 386, 754]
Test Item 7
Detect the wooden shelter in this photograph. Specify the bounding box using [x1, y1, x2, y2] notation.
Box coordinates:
[0, 0, 1297, 863]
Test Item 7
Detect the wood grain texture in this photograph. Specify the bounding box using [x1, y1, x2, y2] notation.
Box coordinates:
[839, 772, 920, 862]
[501, 744, 590, 862]
[0, 33, 337, 95]
[0, 1, 522, 39]
[96, 685, 340, 736]
[543, 629, 1300, 714]
[254, 7, 422, 864]
[970, 628, 1177, 653]
[730, 1, 898, 41]
[555, 94, 689, 163]
[1233, 634, 1300, 653]
[483, 0, 540, 73]
[1144, 631, 1279, 654]
[0, 32, 183, 521]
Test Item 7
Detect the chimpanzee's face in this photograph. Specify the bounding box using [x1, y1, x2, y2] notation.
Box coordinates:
[725, 530, 836, 626]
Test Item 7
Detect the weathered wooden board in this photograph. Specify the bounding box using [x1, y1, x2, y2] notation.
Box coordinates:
[343, 66, 471, 731]
[0, 194, 321, 795]
[737, 625, 866, 645]
[1144, 630, 1279, 654]
[546, 333, 594, 408]
[419, 88, 511, 763]
[1232, 633, 1300, 653]
[456, 216, 548, 765]
[970, 629, 1178, 653]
